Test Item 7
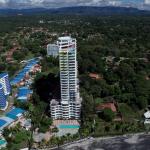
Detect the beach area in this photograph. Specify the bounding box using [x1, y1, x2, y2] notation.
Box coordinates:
[54, 133, 150, 150]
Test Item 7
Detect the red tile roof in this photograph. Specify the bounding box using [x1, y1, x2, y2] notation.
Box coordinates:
[89, 73, 100, 80]
[96, 102, 117, 112]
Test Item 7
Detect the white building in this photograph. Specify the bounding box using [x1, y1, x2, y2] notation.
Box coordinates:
[0, 73, 11, 96]
[50, 36, 81, 120]
[144, 111, 150, 124]
[47, 44, 59, 57]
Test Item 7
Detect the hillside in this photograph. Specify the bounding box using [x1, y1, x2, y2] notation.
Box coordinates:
[0, 6, 150, 16]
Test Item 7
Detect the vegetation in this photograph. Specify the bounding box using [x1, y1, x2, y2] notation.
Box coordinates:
[0, 13, 150, 148]
[3, 125, 31, 150]
[103, 108, 115, 122]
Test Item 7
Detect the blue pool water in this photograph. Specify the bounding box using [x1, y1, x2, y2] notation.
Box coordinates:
[0, 139, 6, 145]
[59, 124, 80, 129]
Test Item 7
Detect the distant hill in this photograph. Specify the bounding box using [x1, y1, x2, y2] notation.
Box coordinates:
[0, 6, 150, 16]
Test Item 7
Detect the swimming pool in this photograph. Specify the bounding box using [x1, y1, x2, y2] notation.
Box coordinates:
[58, 124, 80, 129]
[0, 139, 7, 145]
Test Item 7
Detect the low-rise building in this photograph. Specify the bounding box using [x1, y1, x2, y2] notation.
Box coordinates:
[17, 86, 33, 102]
[96, 102, 117, 113]
[89, 73, 103, 80]
[144, 111, 150, 124]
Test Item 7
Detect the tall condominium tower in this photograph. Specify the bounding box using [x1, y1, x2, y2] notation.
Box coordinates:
[50, 36, 81, 120]
[0, 73, 11, 96]
[0, 84, 6, 109]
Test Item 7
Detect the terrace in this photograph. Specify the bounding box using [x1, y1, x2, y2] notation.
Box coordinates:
[52, 120, 80, 137]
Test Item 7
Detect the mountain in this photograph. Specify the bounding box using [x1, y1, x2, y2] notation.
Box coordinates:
[0, 6, 150, 16]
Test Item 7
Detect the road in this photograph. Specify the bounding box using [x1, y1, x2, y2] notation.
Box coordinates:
[43, 133, 150, 150]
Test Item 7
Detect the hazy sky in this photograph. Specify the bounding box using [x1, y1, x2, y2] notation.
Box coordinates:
[0, 0, 150, 9]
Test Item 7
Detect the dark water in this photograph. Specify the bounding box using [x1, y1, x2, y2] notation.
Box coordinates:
[60, 134, 150, 150]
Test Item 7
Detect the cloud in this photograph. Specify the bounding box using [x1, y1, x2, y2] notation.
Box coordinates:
[0, 0, 149, 10]
[0, 0, 123, 8]
[145, 0, 150, 5]
[107, 1, 122, 6]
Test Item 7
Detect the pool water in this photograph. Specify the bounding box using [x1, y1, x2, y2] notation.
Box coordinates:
[59, 124, 80, 129]
[0, 139, 7, 145]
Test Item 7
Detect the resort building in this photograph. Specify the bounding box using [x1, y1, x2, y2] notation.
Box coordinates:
[0, 84, 6, 109]
[50, 36, 81, 120]
[10, 58, 39, 86]
[0, 107, 25, 131]
[0, 73, 11, 96]
[47, 44, 59, 57]
[17, 86, 33, 102]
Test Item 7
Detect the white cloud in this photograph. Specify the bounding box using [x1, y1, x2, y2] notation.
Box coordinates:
[145, 0, 150, 5]
[108, 1, 121, 6]
[0, 0, 149, 10]
[0, 0, 122, 8]
[0, 0, 6, 3]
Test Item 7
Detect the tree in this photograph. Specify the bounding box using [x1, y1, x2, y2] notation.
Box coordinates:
[52, 127, 59, 133]
[81, 92, 95, 121]
[137, 96, 148, 109]
[13, 51, 26, 61]
[103, 108, 115, 122]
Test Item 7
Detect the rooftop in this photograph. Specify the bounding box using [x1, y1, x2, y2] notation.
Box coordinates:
[89, 73, 102, 80]
[96, 102, 117, 112]
[11, 58, 39, 85]
[0, 107, 25, 130]
[50, 99, 60, 105]
[6, 108, 25, 120]
[17, 86, 33, 102]
[0, 117, 14, 130]
[58, 36, 72, 41]
[0, 73, 8, 78]
[144, 111, 150, 119]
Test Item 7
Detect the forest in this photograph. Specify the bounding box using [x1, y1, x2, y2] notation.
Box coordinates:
[0, 14, 150, 139]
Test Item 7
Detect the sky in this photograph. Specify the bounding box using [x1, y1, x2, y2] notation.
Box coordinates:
[0, 0, 150, 10]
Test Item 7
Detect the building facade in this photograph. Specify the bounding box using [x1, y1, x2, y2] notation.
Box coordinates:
[0, 84, 6, 109]
[50, 36, 81, 120]
[0, 73, 11, 96]
[47, 44, 59, 57]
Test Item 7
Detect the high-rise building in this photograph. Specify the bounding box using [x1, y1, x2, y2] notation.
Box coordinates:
[0, 73, 11, 95]
[50, 36, 81, 120]
[47, 44, 59, 57]
[0, 84, 6, 109]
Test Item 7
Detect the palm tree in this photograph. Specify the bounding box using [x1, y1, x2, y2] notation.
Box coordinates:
[66, 133, 71, 142]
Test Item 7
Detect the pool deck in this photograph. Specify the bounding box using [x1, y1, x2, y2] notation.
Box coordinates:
[0, 138, 7, 148]
[52, 120, 80, 137]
